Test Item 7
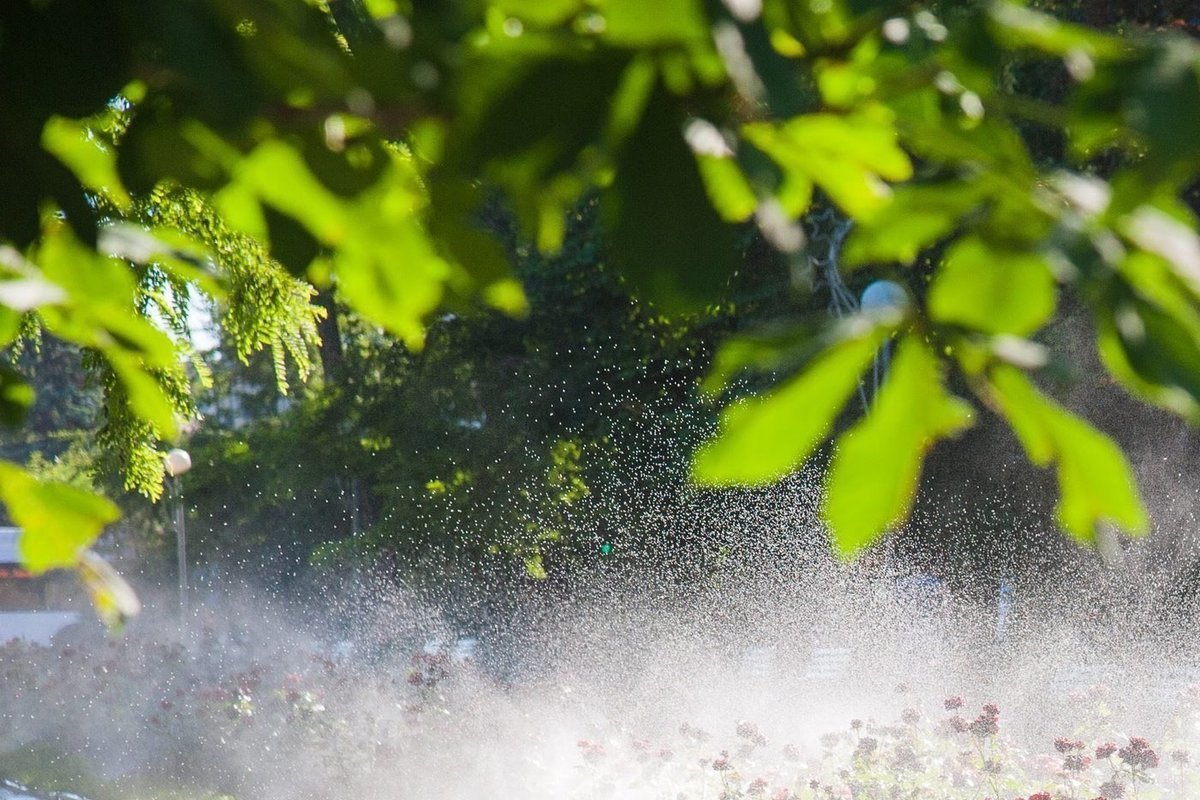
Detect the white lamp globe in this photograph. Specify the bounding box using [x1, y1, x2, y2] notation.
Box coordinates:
[165, 448, 192, 477]
[860, 279, 910, 313]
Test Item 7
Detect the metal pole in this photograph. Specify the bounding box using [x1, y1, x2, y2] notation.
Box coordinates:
[175, 474, 187, 627]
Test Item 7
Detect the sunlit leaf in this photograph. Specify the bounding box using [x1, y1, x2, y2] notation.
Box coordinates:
[988, 365, 1148, 542]
[700, 322, 826, 396]
[238, 141, 350, 245]
[928, 236, 1056, 335]
[333, 217, 451, 350]
[42, 115, 132, 211]
[825, 338, 973, 557]
[692, 319, 891, 486]
[1095, 267, 1200, 421]
[696, 154, 758, 223]
[598, 0, 711, 47]
[36, 224, 180, 435]
[482, 278, 529, 316]
[744, 110, 912, 220]
[0, 461, 120, 574]
[843, 182, 986, 267]
[492, 0, 583, 27]
[986, 2, 1129, 61]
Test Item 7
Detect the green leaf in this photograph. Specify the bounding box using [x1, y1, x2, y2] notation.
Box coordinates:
[898, 114, 1035, 183]
[843, 182, 986, 267]
[696, 153, 758, 223]
[0, 366, 34, 427]
[1095, 268, 1200, 421]
[1120, 206, 1200, 297]
[1128, 38, 1200, 171]
[604, 86, 739, 311]
[36, 224, 180, 436]
[213, 182, 269, 242]
[986, 2, 1129, 62]
[928, 236, 1056, 336]
[117, 101, 232, 193]
[692, 319, 890, 486]
[744, 110, 912, 220]
[333, 216, 451, 350]
[988, 365, 1148, 542]
[238, 141, 350, 245]
[482, 277, 529, 316]
[42, 115, 131, 211]
[446, 53, 629, 250]
[106, 350, 179, 436]
[700, 322, 826, 396]
[0, 461, 120, 574]
[597, 0, 710, 47]
[825, 338, 973, 557]
[491, 0, 584, 27]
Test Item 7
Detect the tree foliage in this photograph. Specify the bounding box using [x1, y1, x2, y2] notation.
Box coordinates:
[2, 0, 1200, 606]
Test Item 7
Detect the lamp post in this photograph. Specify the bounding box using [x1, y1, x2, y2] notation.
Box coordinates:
[165, 448, 192, 627]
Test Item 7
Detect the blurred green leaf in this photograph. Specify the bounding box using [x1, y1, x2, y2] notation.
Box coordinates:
[696, 152, 758, 223]
[492, 0, 584, 27]
[598, 0, 710, 47]
[446, 53, 630, 250]
[0, 366, 34, 426]
[1127, 38, 1200, 171]
[0, 461, 120, 574]
[1120, 206, 1200, 297]
[333, 217, 451, 350]
[1095, 262, 1200, 421]
[692, 318, 891, 486]
[744, 109, 912, 220]
[42, 115, 131, 211]
[604, 86, 739, 311]
[701, 321, 827, 396]
[36, 224, 180, 436]
[928, 236, 1056, 335]
[482, 277, 529, 316]
[238, 141, 350, 245]
[117, 100, 232, 193]
[297, 126, 391, 199]
[988, 365, 1148, 542]
[213, 182, 270, 242]
[843, 181, 986, 267]
[986, 2, 1129, 61]
[825, 337, 973, 557]
[899, 114, 1035, 183]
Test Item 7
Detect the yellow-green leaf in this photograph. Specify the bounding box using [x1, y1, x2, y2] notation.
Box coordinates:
[0, 461, 120, 574]
[696, 154, 758, 223]
[825, 338, 973, 557]
[692, 320, 890, 486]
[928, 236, 1056, 335]
[988, 365, 1148, 542]
[42, 116, 132, 211]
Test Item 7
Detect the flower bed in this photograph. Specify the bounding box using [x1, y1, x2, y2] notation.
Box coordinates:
[4, 630, 1200, 799]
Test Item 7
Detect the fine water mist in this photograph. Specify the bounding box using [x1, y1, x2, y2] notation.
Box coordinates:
[6, 459, 1200, 799]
